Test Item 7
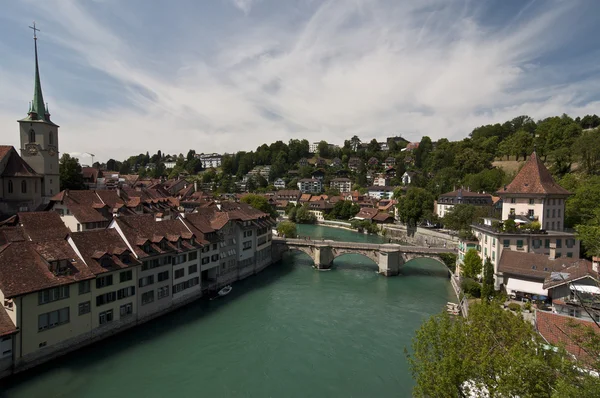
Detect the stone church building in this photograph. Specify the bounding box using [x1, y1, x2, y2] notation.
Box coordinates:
[0, 30, 59, 218]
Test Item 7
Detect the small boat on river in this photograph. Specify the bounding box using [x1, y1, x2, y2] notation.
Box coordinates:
[218, 286, 232, 296]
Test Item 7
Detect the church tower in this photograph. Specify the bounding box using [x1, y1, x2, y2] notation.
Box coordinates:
[18, 23, 59, 200]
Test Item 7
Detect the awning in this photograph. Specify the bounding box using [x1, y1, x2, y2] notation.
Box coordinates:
[506, 278, 548, 296]
[570, 284, 600, 295]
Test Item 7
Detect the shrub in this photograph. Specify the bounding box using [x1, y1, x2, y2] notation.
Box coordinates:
[461, 278, 481, 298]
[276, 221, 297, 238]
[507, 303, 521, 312]
[524, 301, 532, 312]
[439, 252, 457, 273]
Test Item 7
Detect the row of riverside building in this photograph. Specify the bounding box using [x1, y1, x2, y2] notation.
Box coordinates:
[0, 200, 275, 378]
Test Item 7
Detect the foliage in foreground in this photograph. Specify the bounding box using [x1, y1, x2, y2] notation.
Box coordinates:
[276, 221, 297, 238]
[407, 302, 600, 398]
[350, 219, 380, 234]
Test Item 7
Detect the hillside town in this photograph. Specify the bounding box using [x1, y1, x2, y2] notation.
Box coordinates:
[0, 19, 599, 395]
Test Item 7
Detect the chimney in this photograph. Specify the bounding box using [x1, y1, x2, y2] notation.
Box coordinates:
[593, 256, 600, 273]
[194, 181, 198, 193]
[548, 242, 557, 260]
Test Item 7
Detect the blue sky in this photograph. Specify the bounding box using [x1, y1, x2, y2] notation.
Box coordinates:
[1, 0, 599, 163]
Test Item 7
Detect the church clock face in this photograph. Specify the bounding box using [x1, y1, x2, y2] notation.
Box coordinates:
[25, 143, 38, 155]
[48, 147, 56, 157]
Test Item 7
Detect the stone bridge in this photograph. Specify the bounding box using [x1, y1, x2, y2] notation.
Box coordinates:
[271, 237, 452, 276]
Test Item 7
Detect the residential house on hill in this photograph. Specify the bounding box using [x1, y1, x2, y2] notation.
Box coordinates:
[436, 189, 493, 218]
[367, 186, 394, 200]
[330, 157, 342, 168]
[401, 171, 417, 185]
[298, 158, 309, 168]
[297, 178, 322, 194]
[274, 178, 286, 189]
[330, 178, 352, 193]
[0, 146, 43, 217]
[348, 157, 363, 172]
[274, 190, 301, 204]
[367, 157, 379, 167]
[461, 151, 581, 292]
[383, 157, 396, 167]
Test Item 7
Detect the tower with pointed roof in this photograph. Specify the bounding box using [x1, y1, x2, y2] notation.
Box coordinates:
[18, 23, 60, 200]
[498, 150, 571, 232]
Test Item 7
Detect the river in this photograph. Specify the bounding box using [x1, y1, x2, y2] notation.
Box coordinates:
[2, 224, 453, 398]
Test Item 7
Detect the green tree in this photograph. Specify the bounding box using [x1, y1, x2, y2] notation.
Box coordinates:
[317, 141, 330, 158]
[481, 256, 494, 301]
[396, 188, 434, 226]
[573, 128, 600, 175]
[461, 248, 482, 279]
[59, 153, 85, 191]
[407, 302, 573, 398]
[241, 194, 278, 218]
[576, 207, 600, 258]
[295, 204, 317, 224]
[276, 221, 297, 238]
[442, 204, 488, 232]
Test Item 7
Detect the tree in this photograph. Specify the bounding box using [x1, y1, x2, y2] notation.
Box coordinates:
[241, 194, 278, 218]
[481, 257, 494, 301]
[396, 188, 434, 226]
[461, 249, 482, 279]
[407, 302, 574, 398]
[349, 135, 361, 152]
[576, 207, 600, 258]
[442, 204, 487, 232]
[317, 141, 330, 158]
[415, 136, 433, 168]
[276, 221, 297, 238]
[573, 128, 600, 175]
[295, 204, 317, 224]
[59, 153, 85, 191]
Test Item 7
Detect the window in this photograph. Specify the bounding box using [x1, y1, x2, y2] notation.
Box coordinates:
[533, 239, 541, 249]
[79, 280, 91, 295]
[484, 248, 487, 256]
[141, 291, 154, 305]
[188, 264, 198, 274]
[78, 301, 91, 315]
[38, 286, 70, 305]
[244, 230, 253, 238]
[157, 271, 169, 282]
[21, 180, 26, 193]
[545, 239, 550, 248]
[485, 235, 487, 243]
[175, 269, 185, 279]
[139, 275, 155, 287]
[517, 240, 523, 250]
[503, 239, 510, 248]
[556, 252, 561, 258]
[38, 307, 69, 331]
[552, 209, 556, 218]
[120, 270, 133, 283]
[510, 208, 515, 215]
[173, 254, 187, 265]
[117, 286, 135, 300]
[567, 252, 573, 258]
[7, 180, 13, 194]
[158, 286, 169, 299]
[557, 222, 561, 230]
[49, 132, 53, 145]
[529, 199, 535, 205]
[492, 251, 495, 261]
[188, 251, 198, 261]
[120, 303, 133, 318]
[99, 309, 113, 325]
[96, 275, 113, 289]
[510, 198, 516, 204]
[212, 243, 218, 251]
[96, 291, 116, 306]
[243, 241, 252, 251]
[566, 239, 574, 248]
[202, 257, 210, 265]
[492, 238, 495, 247]
[29, 129, 35, 143]
[527, 209, 534, 218]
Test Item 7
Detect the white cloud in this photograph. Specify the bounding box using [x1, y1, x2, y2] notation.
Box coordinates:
[231, 0, 259, 14]
[1, 0, 598, 162]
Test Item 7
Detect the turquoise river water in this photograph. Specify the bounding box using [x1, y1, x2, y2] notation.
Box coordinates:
[1, 224, 453, 397]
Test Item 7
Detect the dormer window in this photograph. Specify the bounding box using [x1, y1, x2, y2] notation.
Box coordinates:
[143, 243, 151, 253]
[160, 240, 168, 250]
[120, 254, 131, 264]
[101, 256, 112, 268]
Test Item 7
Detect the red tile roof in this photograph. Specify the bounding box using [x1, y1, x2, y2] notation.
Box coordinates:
[543, 260, 597, 289]
[0, 146, 40, 178]
[356, 207, 379, 220]
[0, 307, 16, 337]
[71, 229, 140, 275]
[498, 250, 589, 280]
[51, 190, 110, 223]
[16, 211, 70, 242]
[0, 240, 95, 298]
[500, 152, 571, 196]
[536, 310, 600, 365]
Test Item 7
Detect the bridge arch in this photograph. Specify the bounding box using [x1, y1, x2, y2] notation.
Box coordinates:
[401, 255, 449, 278]
[331, 252, 380, 270]
[331, 248, 379, 264]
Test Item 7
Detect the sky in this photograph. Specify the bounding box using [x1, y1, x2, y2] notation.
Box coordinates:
[1, 0, 599, 163]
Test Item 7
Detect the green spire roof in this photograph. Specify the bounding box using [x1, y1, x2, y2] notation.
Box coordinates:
[31, 37, 47, 120]
[19, 25, 57, 126]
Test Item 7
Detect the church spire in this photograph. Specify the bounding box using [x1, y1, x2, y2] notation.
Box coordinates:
[28, 22, 48, 121]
